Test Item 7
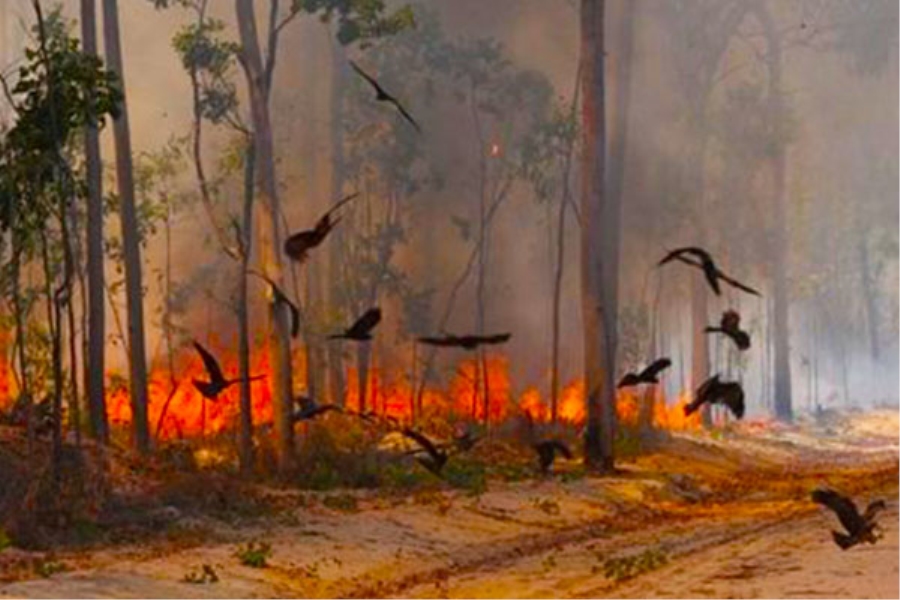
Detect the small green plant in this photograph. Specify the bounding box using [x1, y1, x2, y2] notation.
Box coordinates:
[444, 461, 487, 495]
[601, 548, 668, 581]
[183, 564, 219, 584]
[323, 494, 359, 513]
[0, 528, 12, 552]
[34, 559, 67, 578]
[235, 541, 272, 568]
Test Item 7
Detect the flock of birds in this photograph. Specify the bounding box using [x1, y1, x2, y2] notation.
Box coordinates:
[180, 64, 887, 551]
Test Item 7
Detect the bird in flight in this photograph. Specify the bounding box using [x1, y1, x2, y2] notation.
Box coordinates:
[349, 60, 421, 133]
[191, 341, 263, 401]
[292, 395, 343, 422]
[417, 332, 512, 350]
[811, 488, 886, 549]
[658, 247, 761, 297]
[705, 309, 751, 351]
[284, 193, 359, 263]
[401, 428, 448, 476]
[329, 307, 382, 341]
[249, 270, 301, 338]
[618, 357, 672, 388]
[684, 374, 745, 419]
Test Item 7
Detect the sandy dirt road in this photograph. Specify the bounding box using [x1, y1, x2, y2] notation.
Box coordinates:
[401, 489, 898, 599]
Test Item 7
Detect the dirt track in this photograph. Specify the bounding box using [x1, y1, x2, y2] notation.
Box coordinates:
[0, 411, 896, 599]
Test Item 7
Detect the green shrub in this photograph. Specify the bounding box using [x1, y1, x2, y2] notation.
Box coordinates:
[235, 541, 272, 568]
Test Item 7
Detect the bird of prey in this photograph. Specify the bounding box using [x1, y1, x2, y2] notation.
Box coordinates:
[812, 488, 886, 549]
[658, 247, 761, 297]
[534, 440, 573, 475]
[417, 332, 512, 350]
[684, 374, 745, 419]
[617, 357, 672, 388]
[284, 193, 359, 263]
[249, 270, 301, 338]
[401, 428, 448, 476]
[292, 395, 343, 422]
[350, 60, 421, 133]
[329, 308, 382, 341]
[191, 341, 264, 400]
[705, 309, 751, 351]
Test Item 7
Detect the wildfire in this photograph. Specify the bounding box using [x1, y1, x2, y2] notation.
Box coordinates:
[0, 336, 701, 440]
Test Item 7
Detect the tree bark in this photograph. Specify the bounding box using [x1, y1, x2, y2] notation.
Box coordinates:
[235, 0, 295, 473]
[82, 0, 108, 444]
[755, 3, 793, 422]
[237, 139, 256, 475]
[858, 236, 880, 361]
[102, 0, 150, 453]
[580, 0, 616, 472]
[327, 34, 347, 407]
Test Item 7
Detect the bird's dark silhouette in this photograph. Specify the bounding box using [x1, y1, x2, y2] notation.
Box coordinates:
[350, 61, 421, 133]
[534, 440, 573, 475]
[705, 309, 751, 351]
[284, 193, 359, 263]
[249, 270, 301, 338]
[330, 308, 382, 341]
[453, 427, 481, 452]
[618, 357, 672, 388]
[191, 341, 263, 400]
[812, 488, 886, 549]
[684, 374, 745, 419]
[292, 395, 343, 422]
[417, 332, 512, 350]
[401, 428, 448, 476]
[658, 247, 761, 297]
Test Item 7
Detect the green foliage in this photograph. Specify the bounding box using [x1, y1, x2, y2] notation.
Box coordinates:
[599, 548, 669, 581]
[294, 0, 415, 48]
[34, 558, 67, 578]
[442, 460, 486, 495]
[0, 528, 12, 552]
[235, 540, 272, 568]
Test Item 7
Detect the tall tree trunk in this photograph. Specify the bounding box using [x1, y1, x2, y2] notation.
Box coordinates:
[755, 4, 793, 421]
[327, 34, 347, 407]
[102, 0, 150, 453]
[78, 0, 104, 443]
[580, 0, 616, 472]
[237, 140, 256, 475]
[857, 236, 880, 361]
[235, 0, 294, 473]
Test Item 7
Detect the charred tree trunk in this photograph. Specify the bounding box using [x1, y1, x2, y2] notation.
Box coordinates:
[580, 0, 617, 472]
[103, 0, 150, 453]
[327, 35, 347, 407]
[236, 0, 295, 473]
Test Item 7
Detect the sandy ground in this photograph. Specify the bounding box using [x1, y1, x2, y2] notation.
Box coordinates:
[0, 411, 896, 599]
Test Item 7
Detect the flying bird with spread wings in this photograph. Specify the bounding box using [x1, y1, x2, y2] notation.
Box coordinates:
[292, 395, 343, 422]
[658, 246, 761, 297]
[705, 309, 751, 351]
[684, 374, 745, 419]
[812, 488, 886, 549]
[329, 308, 382, 341]
[284, 193, 359, 263]
[350, 61, 421, 133]
[191, 341, 264, 401]
[617, 357, 672, 388]
[249, 270, 301, 338]
[417, 332, 512, 350]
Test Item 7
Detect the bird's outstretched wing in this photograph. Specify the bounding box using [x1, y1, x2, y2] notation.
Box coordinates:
[401, 428, 442, 462]
[812, 488, 865, 535]
[480, 333, 512, 345]
[249, 271, 301, 338]
[547, 440, 573, 460]
[392, 100, 421, 133]
[719, 383, 745, 419]
[418, 336, 458, 347]
[658, 246, 711, 266]
[717, 272, 762, 297]
[351, 308, 382, 335]
[617, 373, 640, 388]
[193, 341, 225, 383]
[864, 500, 887, 521]
[640, 357, 672, 380]
[349, 60, 384, 95]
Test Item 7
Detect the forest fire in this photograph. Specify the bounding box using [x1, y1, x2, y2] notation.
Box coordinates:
[0, 340, 700, 440]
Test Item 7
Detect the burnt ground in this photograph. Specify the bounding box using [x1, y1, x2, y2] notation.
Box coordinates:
[0, 410, 895, 599]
